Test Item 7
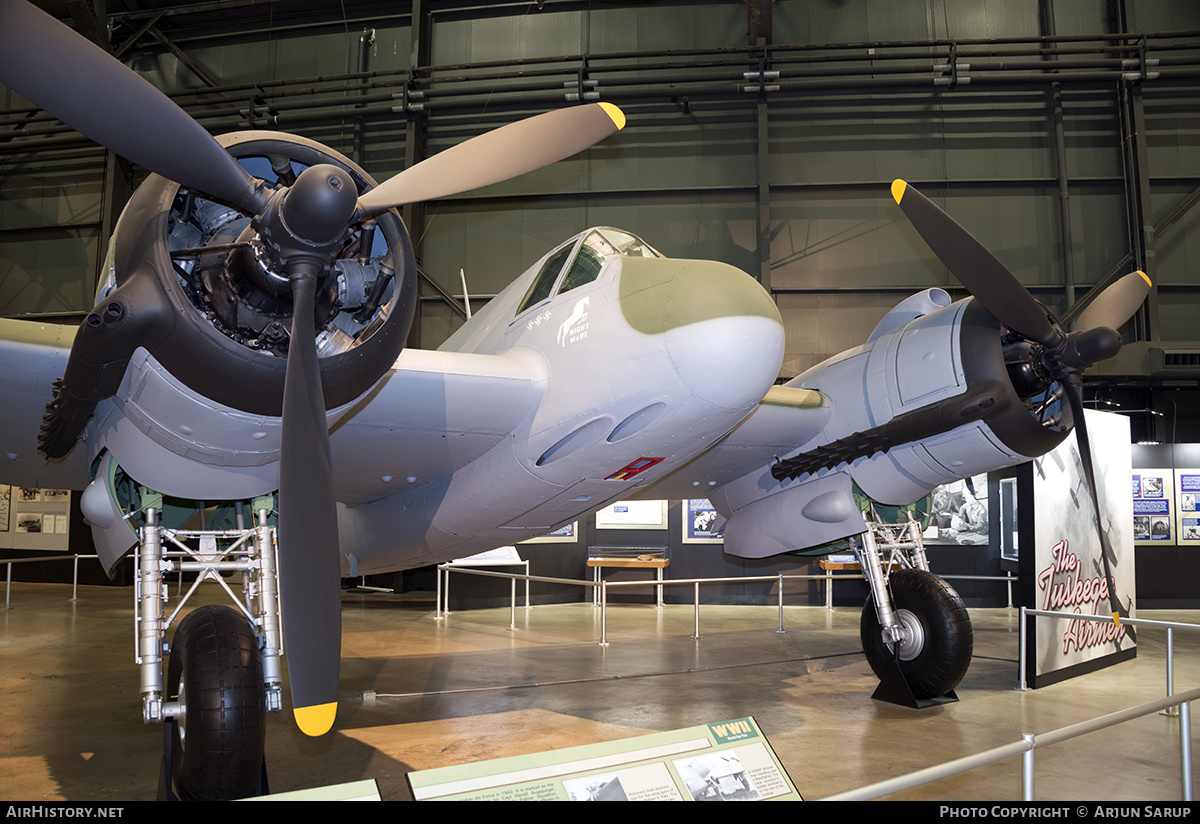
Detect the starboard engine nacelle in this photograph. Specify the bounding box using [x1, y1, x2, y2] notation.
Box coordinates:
[787, 288, 1072, 503]
[716, 288, 1074, 558]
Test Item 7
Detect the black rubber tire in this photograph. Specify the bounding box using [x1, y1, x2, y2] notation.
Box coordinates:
[860, 568, 973, 699]
[167, 605, 266, 800]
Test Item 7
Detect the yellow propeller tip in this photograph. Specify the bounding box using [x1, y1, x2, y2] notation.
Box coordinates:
[599, 102, 626, 131]
[294, 702, 337, 737]
[891, 179, 907, 204]
[1136, 270, 1151, 287]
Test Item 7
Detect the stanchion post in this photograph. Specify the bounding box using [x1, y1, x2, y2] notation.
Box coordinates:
[599, 580, 609, 646]
[776, 573, 785, 634]
[1017, 607, 1030, 691]
[1164, 626, 1180, 717]
[509, 577, 517, 631]
[1181, 697, 1193, 801]
[1021, 734, 1036, 801]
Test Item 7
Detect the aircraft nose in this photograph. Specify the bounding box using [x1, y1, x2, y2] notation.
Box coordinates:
[617, 257, 784, 410]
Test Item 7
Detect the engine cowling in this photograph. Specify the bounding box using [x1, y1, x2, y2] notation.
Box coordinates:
[42, 132, 415, 481]
[715, 290, 1073, 558]
[53, 134, 415, 569]
[789, 292, 1070, 504]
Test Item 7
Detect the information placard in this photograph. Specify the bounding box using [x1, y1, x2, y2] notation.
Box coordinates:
[407, 717, 801, 801]
[1133, 468, 1174, 545]
[1176, 469, 1200, 544]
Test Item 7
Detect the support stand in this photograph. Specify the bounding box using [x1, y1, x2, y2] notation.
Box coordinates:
[871, 653, 959, 708]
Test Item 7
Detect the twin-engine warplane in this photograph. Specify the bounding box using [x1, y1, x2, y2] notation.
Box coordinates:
[0, 0, 1149, 800]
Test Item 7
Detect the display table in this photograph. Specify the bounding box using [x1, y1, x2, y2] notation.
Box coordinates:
[587, 556, 669, 606]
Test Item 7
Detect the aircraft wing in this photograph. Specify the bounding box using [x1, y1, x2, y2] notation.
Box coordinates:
[330, 347, 547, 505]
[0, 318, 90, 489]
[0, 315, 548, 506]
[627, 385, 831, 502]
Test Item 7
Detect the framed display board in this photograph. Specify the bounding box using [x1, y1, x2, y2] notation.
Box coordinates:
[1133, 468, 1175, 545]
[924, 473, 989, 545]
[1022, 410, 1136, 688]
[596, 500, 667, 530]
[0, 486, 73, 551]
[1176, 469, 1200, 544]
[521, 522, 578, 544]
[683, 499, 725, 543]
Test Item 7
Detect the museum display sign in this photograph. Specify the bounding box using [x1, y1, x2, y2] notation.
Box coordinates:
[1133, 467, 1175, 545]
[1175, 468, 1200, 545]
[1024, 410, 1136, 688]
[0, 485, 72, 551]
[407, 716, 800, 801]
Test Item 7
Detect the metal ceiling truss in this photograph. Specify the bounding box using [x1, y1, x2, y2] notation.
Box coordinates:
[2, 0, 1199, 386]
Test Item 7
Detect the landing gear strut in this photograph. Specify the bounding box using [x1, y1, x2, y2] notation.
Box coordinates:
[851, 511, 973, 707]
[135, 499, 283, 800]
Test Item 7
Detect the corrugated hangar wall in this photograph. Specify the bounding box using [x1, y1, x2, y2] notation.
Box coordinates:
[1, 1, 1198, 404]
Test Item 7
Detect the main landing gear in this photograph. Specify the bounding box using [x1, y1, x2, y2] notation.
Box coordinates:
[135, 498, 283, 800]
[851, 511, 973, 707]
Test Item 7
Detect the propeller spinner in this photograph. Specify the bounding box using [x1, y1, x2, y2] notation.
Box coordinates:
[1, 0, 625, 736]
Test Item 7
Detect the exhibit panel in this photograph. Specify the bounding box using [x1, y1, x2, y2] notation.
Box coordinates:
[1174, 468, 1200, 545]
[0, 485, 71, 551]
[1134, 467, 1176, 545]
[1025, 411, 1136, 688]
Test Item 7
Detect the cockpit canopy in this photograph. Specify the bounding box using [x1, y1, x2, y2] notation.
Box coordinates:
[516, 227, 661, 316]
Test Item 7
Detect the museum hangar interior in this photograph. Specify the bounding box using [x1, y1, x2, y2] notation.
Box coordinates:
[2, 0, 1200, 803]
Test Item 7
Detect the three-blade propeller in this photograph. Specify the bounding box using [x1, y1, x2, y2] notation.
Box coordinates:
[0, 0, 625, 735]
[892, 179, 1150, 622]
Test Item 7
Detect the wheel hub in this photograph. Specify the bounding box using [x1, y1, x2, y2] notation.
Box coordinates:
[888, 608, 926, 662]
[177, 674, 187, 750]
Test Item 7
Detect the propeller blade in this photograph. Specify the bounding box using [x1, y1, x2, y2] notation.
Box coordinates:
[891, 180, 1061, 347]
[276, 265, 342, 737]
[1070, 271, 1152, 333]
[0, 0, 263, 213]
[358, 102, 626, 213]
[1062, 378, 1127, 624]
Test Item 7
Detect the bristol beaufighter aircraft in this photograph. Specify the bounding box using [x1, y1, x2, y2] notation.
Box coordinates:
[0, 0, 1150, 800]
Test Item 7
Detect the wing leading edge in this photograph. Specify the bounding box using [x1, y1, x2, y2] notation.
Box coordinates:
[0, 315, 549, 508]
[330, 346, 548, 505]
[628, 385, 832, 503]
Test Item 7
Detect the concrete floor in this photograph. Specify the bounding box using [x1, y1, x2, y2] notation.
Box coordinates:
[1, 580, 1197, 802]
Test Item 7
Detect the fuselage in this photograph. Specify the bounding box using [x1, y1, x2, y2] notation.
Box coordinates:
[334, 227, 785, 574]
[71, 167, 783, 576]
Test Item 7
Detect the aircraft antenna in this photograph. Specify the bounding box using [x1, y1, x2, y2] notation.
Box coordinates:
[460, 269, 473, 319]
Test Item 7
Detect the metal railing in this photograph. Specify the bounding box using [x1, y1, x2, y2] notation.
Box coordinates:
[436, 561, 1018, 639]
[823, 609, 1200, 800]
[820, 686, 1198, 801]
[435, 566, 1197, 801]
[435, 564, 864, 638]
[1018, 609, 1200, 696]
[2, 553, 100, 608]
[9, 560, 1194, 800]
